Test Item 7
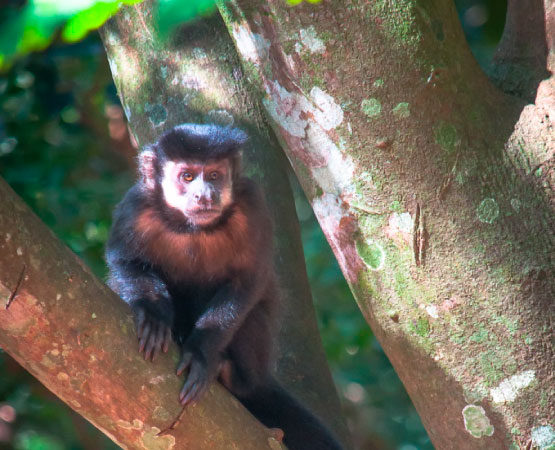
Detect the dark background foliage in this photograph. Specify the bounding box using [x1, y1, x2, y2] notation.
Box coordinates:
[0, 1, 506, 449]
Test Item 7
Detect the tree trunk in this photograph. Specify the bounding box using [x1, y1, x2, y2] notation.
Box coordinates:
[218, 0, 555, 449]
[0, 2, 351, 450]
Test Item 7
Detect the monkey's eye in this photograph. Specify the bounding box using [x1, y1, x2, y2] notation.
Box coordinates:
[208, 171, 219, 181]
[179, 172, 193, 182]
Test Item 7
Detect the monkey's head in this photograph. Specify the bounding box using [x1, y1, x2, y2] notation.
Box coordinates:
[139, 124, 248, 227]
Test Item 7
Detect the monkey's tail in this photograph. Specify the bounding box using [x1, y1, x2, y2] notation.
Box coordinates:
[239, 378, 344, 450]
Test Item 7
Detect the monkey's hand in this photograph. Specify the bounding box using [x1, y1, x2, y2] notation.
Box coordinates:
[134, 306, 172, 361]
[176, 347, 221, 406]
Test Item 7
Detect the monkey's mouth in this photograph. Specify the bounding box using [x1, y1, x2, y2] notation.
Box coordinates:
[189, 209, 221, 224]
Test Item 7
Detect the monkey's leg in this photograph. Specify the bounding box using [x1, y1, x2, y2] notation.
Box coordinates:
[224, 309, 344, 450]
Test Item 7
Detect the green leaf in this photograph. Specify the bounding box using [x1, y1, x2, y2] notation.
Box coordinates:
[0, 0, 144, 70]
[62, 1, 143, 43]
[157, 0, 219, 38]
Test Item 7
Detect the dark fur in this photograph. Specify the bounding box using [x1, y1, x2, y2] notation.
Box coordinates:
[106, 124, 343, 450]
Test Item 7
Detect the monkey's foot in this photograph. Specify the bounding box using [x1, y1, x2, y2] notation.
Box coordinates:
[268, 427, 284, 442]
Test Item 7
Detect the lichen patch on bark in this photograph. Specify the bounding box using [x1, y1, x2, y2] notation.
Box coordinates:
[313, 194, 363, 283]
[462, 404, 495, 438]
[531, 425, 555, 450]
[231, 23, 270, 66]
[489, 370, 536, 404]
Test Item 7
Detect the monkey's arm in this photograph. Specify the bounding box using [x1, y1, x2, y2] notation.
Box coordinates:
[177, 276, 269, 405]
[106, 256, 173, 361]
[105, 187, 174, 360]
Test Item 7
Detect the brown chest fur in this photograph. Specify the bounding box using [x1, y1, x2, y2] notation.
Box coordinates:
[135, 206, 253, 284]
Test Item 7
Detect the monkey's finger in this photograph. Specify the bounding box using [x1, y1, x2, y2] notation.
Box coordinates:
[135, 308, 146, 335]
[139, 321, 152, 355]
[179, 361, 205, 405]
[176, 351, 193, 376]
[144, 323, 159, 361]
[151, 323, 166, 361]
[179, 381, 196, 405]
[181, 374, 207, 406]
[162, 327, 171, 353]
[184, 380, 207, 406]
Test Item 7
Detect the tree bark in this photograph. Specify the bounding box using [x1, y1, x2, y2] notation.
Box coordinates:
[218, 0, 555, 449]
[0, 3, 351, 450]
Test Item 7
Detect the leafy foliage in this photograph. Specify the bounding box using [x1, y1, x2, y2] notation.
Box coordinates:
[0, 0, 144, 71]
[0, 0, 224, 71]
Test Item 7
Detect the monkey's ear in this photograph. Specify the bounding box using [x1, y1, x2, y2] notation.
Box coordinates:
[139, 147, 157, 190]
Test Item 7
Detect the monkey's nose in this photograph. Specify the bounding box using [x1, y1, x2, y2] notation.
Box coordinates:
[196, 196, 212, 208]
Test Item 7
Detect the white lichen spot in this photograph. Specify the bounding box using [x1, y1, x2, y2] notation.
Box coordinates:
[306, 124, 354, 193]
[476, 198, 499, 223]
[531, 425, 555, 449]
[309, 87, 344, 130]
[462, 405, 494, 438]
[297, 26, 326, 54]
[16, 247, 23, 256]
[5, 233, 11, 242]
[384, 212, 413, 246]
[149, 375, 167, 385]
[56, 293, 62, 301]
[91, 313, 97, 319]
[57, 372, 69, 381]
[232, 23, 270, 66]
[70, 400, 81, 408]
[425, 305, 439, 319]
[263, 81, 311, 137]
[391, 212, 413, 233]
[510, 198, 521, 212]
[347, 122, 352, 134]
[264, 81, 344, 138]
[51, 349, 60, 356]
[160, 66, 168, 79]
[192, 47, 207, 59]
[117, 419, 143, 430]
[490, 370, 536, 404]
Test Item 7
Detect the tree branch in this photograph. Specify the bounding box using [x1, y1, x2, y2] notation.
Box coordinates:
[491, 0, 551, 100]
[0, 179, 281, 449]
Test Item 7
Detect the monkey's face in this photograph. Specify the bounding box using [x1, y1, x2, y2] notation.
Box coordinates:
[161, 158, 233, 227]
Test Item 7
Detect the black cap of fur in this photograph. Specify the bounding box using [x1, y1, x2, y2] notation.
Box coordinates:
[155, 124, 248, 161]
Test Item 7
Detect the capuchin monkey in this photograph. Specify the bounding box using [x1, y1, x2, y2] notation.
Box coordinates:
[105, 124, 343, 450]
